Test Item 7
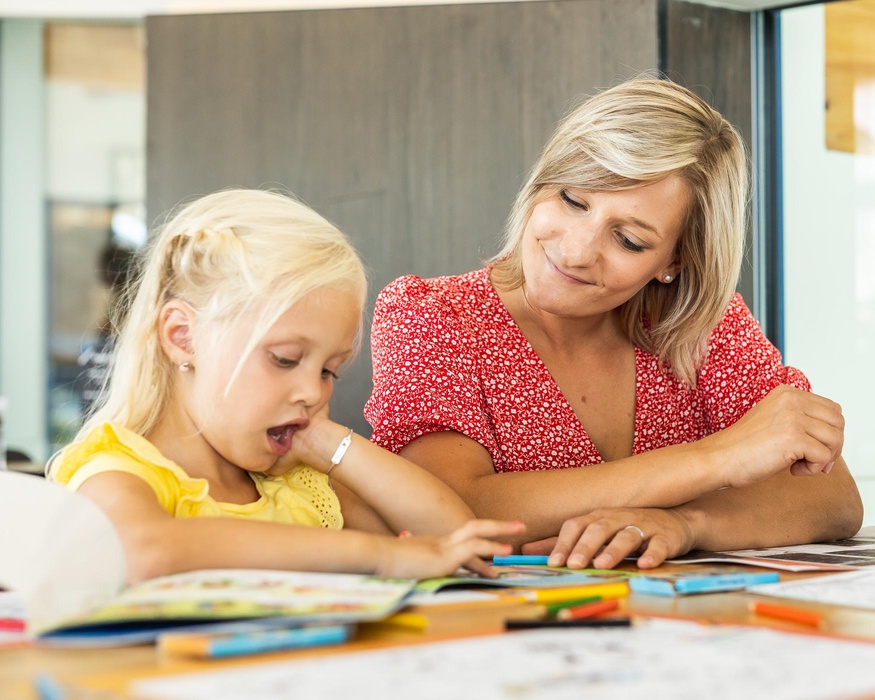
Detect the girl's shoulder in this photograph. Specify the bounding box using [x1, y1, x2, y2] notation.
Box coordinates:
[50, 423, 207, 503]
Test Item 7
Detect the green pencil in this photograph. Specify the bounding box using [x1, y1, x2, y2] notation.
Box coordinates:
[545, 595, 602, 616]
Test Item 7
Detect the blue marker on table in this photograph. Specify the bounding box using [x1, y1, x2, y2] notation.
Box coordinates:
[493, 554, 550, 566]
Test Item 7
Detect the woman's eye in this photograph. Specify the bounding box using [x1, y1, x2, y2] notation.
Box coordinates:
[560, 190, 588, 211]
[618, 234, 646, 253]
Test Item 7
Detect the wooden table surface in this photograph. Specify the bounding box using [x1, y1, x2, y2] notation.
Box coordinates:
[3, 564, 874, 700]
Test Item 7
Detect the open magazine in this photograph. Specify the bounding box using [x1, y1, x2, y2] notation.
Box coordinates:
[667, 529, 875, 572]
[0, 472, 415, 645]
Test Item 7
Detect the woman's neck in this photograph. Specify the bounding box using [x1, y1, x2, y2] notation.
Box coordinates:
[497, 284, 627, 358]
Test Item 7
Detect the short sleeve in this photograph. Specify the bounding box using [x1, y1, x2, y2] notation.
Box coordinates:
[698, 293, 810, 432]
[365, 275, 499, 456]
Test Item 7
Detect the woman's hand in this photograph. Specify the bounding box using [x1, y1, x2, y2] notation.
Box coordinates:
[521, 508, 695, 570]
[374, 519, 526, 579]
[712, 385, 844, 487]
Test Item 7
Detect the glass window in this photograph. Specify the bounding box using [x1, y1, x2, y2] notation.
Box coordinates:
[779, 1, 875, 520]
[44, 22, 146, 452]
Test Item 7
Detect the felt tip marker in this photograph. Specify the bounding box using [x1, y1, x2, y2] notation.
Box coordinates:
[751, 601, 824, 628]
[506, 617, 632, 630]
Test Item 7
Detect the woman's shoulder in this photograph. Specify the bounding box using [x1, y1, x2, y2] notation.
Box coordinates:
[708, 292, 768, 347]
[376, 268, 493, 312]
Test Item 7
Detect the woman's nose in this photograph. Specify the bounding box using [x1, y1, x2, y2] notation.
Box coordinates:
[560, 221, 602, 267]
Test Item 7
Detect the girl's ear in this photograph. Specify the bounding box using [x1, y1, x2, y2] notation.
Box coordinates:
[158, 300, 195, 366]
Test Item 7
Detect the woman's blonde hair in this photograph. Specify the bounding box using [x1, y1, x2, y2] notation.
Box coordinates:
[78, 188, 367, 440]
[490, 78, 749, 386]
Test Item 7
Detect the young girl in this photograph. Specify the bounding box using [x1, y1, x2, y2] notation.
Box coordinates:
[48, 189, 523, 584]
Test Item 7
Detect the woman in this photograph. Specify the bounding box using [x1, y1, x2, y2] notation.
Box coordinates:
[364, 78, 863, 569]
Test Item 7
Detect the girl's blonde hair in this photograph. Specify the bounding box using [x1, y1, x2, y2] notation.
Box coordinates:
[490, 78, 749, 386]
[78, 188, 367, 440]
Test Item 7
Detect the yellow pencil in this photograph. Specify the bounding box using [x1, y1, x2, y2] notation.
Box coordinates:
[515, 582, 629, 605]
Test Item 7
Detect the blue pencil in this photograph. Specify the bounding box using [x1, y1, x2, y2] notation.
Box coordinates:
[493, 554, 551, 566]
[159, 623, 350, 659]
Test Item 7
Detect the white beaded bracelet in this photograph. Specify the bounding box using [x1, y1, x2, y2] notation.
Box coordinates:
[325, 428, 354, 476]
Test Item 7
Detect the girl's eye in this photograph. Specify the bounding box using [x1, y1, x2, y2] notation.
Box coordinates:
[560, 189, 588, 211]
[618, 233, 646, 253]
[271, 353, 299, 368]
[322, 368, 340, 382]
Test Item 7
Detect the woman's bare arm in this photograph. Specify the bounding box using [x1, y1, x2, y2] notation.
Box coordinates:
[400, 386, 861, 549]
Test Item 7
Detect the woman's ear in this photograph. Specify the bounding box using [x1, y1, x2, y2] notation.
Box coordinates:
[158, 300, 195, 367]
[656, 257, 683, 285]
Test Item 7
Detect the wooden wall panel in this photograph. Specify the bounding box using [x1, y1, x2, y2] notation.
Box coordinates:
[664, 0, 755, 307]
[147, 0, 660, 434]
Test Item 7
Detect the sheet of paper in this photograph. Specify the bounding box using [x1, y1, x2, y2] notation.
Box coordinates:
[749, 568, 875, 610]
[131, 618, 875, 700]
[669, 530, 875, 571]
[0, 471, 126, 632]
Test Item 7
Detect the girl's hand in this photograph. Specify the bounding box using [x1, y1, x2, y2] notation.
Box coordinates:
[521, 508, 695, 570]
[712, 385, 844, 487]
[266, 408, 339, 476]
[375, 520, 526, 579]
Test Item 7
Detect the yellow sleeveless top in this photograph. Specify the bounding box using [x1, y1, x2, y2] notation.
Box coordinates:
[50, 422, 343, 529]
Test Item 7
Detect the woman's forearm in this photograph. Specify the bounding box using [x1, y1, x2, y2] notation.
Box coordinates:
[674, 455, 863, 552]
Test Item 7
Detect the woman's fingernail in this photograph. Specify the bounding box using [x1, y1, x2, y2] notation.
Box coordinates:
[567, 555, 584, 568]
[547, 555, 563, 567]
[594, 553, 613, 567]
[638, 555, 653, 568]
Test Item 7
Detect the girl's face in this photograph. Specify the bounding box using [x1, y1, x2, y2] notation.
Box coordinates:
[519, 175, 689, 320]
[189, 287, 360, 473]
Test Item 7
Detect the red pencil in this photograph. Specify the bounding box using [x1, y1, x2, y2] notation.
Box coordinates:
[556, 598, 620, 621]
[0, 618, 26, 632]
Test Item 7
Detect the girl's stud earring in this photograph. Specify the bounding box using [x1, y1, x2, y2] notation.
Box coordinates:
[179, 361, 192, 372]
[663, 274, 673, 283]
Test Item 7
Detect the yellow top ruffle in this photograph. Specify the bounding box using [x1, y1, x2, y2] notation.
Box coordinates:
[50, 422, 342, 529]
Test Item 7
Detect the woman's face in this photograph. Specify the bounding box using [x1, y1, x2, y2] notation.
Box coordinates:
[518, 175, 689, 320]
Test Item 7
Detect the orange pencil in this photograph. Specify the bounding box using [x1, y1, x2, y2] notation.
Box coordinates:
[751, 601, 823, 628]
[556, 598, 620, 621]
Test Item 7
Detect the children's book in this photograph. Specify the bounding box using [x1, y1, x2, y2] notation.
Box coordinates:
[629, 567, 780, 597]
[38, 569, 416, 646]
[0, 472, 415, 646]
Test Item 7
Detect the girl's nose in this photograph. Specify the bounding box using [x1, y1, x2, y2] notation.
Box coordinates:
[288, 369, 325, 408]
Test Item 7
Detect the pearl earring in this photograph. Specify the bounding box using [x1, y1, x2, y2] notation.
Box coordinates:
[179, 361, 192, 372]
[663, 274, 673, 283]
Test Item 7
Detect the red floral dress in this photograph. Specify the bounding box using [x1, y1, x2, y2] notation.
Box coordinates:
[365, 268, 809, 473]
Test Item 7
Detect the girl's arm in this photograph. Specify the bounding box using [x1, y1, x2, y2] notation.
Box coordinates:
[398, 386, 862, 549]
[76, 469, 523, 584]
[280, 418, 482, 536]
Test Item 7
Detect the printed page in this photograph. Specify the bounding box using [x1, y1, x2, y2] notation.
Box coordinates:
[131, 618, 875, 700]
[668, 531, 875, 571]
[749, 568, 875, 610]
[0, 471, 126, 633]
